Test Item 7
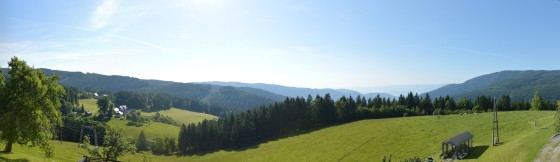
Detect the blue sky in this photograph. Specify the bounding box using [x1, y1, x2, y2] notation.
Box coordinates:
[1, 0, 560, 90]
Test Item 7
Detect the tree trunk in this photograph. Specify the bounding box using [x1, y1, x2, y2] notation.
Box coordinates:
[4, 141, 13, 153]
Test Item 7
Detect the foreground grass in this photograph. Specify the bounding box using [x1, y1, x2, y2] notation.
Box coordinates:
[0, 140, 88, 162]
[1, 111, 554, 162]
[142, 108, 218, 125]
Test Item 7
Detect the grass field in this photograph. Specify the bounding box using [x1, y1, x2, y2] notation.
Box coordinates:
[78, 98, 216, 140]
[142, 108, 218, 125]
[0, 140, 88, 162]
[107, 107, 217, 140]
[78, 98, 98, 114]
[1, 111, 555, 162]
[107, 117, 180, 140]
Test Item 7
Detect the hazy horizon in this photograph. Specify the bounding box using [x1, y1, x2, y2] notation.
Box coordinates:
[2, 0, 560, 89]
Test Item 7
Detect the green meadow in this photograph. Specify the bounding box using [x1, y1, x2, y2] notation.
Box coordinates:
[0, 111, 554, 162]
[78, 98, 99, 114]
[141, 108, 218, 126]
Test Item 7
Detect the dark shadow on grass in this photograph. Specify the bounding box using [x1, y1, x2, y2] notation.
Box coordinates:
[174, 123, 342, 157]
[126, 121, 144, 127]
[463, 145, 489, 159]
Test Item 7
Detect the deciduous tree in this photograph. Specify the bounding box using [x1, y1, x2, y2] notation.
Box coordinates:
[102, 127, 136, 161]
[0, 57, 65, 157]
[531, 91, 545, 111]
[97, 96, 113, 117]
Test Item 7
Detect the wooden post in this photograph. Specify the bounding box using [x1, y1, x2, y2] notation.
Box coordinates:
[442, 143, 444, 156]
[492, 97, 496, 146]
[492, 97, 500, 145]
[496, 104, 500, 144]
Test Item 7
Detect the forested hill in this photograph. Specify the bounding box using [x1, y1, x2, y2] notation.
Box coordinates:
[10, 68, 286, 110]
[428, 70, 560, 100]
[198, 81, 395, 99]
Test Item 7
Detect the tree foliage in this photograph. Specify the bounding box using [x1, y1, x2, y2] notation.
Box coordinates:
[555, 101, 560, 134]
[80, 134, 101, 158]
[531, 91, 546, 111]
[0, 57, 65, 157]
[97, 96, 113, 117]
[102, 127, 136, 161]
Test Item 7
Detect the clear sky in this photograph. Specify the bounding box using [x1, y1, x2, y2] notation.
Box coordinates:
[1, 0, 560, 89]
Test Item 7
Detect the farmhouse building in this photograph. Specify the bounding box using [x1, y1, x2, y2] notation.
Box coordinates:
[113, 105, 128, 117]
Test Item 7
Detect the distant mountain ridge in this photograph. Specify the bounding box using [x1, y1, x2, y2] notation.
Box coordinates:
[353, 84, 447, 96]
[12, 68, 286, 111]
[428, 70, 560, 100]
[197, 81, 395, 99]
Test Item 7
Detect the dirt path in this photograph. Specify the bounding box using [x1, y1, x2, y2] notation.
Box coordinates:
[534, 134, 560, 162]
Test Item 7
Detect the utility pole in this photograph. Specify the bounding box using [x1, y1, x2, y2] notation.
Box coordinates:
[492, 97, 500, 146]
[79, 125, 99, 146]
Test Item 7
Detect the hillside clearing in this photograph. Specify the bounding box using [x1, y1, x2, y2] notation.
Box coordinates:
[107, 118, 180, 140]
[78, 98, 98, 114]
[142, 108, 218, 125]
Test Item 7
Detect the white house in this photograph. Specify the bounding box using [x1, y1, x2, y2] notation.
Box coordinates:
[113, 105, 129, 117]
[114, 108, 123, 117]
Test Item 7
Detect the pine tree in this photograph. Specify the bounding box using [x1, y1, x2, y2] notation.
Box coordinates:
[137, 131, 149, 152]
[178, 124, 188, 153]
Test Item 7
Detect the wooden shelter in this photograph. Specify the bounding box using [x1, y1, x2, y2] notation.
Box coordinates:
[441, 131, 473, 159]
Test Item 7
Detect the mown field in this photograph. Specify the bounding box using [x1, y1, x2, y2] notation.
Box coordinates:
[0, 111, 555, 162]
[78, 98, 98, 114]
[107, 118, 180, 140]
[78, 98, 217, 140]
[142, 108, 218, 126]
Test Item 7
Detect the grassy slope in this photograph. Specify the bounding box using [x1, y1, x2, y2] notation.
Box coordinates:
[107, 118, 180, 140]
[1, 111, 554, 162]
[0, 140, 88, 162]
[120, 111, 555, 162]
[78, 98, 98, 114]
[78, 98, 216, 140]
[142, 108, 218, 125]
[108, 107, 217, 140]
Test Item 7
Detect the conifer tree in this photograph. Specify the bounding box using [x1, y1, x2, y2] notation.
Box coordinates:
[137, 131, 149, 152]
